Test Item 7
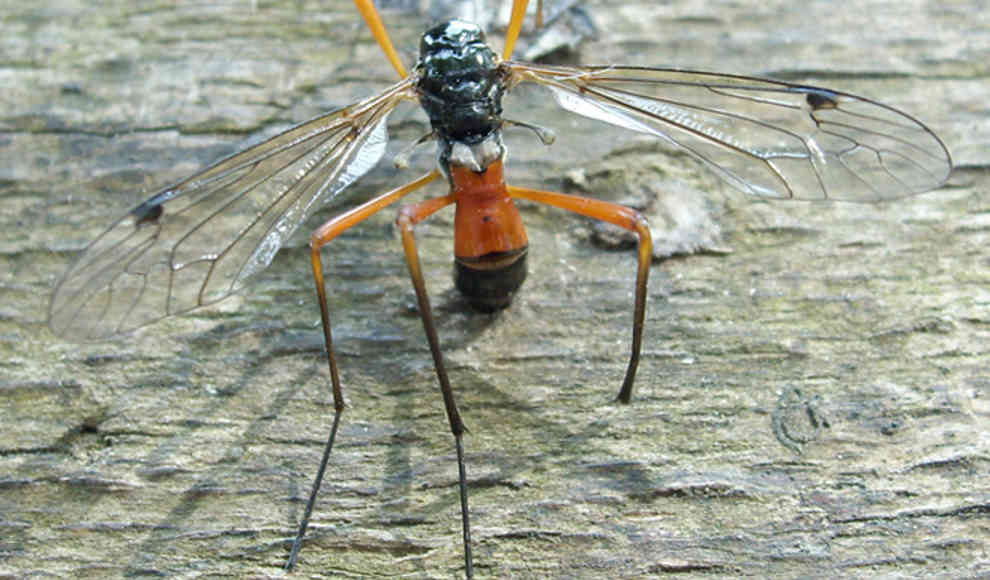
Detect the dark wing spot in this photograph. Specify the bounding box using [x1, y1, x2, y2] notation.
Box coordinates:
[130, 189, 177, 226]
[131, 201, 163, 226]
[806, 89, 839, 111]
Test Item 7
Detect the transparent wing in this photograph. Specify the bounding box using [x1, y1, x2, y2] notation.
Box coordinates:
[510, 63, 951, 201]
[49, 77, 417, 341]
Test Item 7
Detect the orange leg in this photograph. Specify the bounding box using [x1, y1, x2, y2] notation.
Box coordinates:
[395, 193, 479, 578]
[357, 0, 534, 67]
[505, 0, 546, 59]
[286, 170, 439, 570]
[352, 0, 408, 78]
[504, 0, 530, 60]
[508, 185, 653, 403]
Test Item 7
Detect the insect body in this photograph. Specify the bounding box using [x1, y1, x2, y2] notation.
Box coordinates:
[418, 21, 529, 312]
[48, 0, 951, 577]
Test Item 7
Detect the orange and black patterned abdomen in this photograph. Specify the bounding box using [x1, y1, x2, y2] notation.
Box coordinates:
[450, 161, 528, 311]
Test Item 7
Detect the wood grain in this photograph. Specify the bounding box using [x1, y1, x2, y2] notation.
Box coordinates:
[1, 1, 986, 578]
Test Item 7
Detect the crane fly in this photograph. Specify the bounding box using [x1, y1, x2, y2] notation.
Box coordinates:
[47, 0, 952, 576]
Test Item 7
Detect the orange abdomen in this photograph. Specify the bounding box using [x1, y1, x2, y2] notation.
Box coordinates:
[451, 160, 528, 260]
[449, 159, 529, 312]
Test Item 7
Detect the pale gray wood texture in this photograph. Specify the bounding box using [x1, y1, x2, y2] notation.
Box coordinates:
[1, 1, 986, 578]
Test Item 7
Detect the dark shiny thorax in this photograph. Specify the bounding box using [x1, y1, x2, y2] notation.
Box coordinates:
[416, 20, 506, 146]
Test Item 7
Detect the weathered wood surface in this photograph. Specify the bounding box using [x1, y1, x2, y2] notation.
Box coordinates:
[1, 1, 986, 578]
